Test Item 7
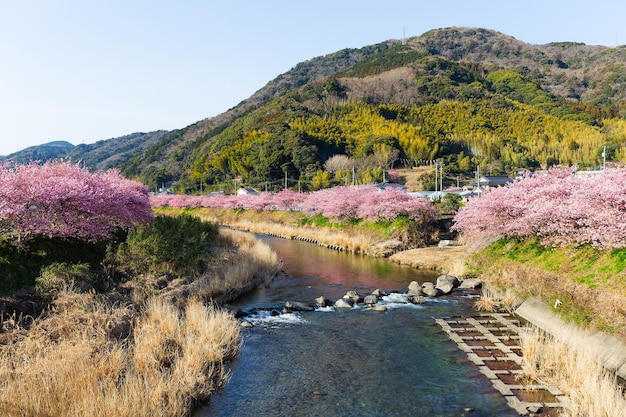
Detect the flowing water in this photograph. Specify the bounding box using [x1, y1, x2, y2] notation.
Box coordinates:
[197, 237, 519, 417]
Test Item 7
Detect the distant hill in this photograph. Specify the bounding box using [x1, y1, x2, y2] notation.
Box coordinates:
[3, 131, 173, 171]
[65, 130, 174, 171]
[3, 141, 75, 164]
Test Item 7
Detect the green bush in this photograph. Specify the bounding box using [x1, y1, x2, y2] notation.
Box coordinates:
[35, 262, 93, 295]
[113, 214, 219, 277]
[439, 193, 463, 213]
[0, 237, 109, 294]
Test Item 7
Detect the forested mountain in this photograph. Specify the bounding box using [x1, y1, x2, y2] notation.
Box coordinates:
[11, 27, 626, 192]
[3, 131, 173, 171]
[2, 141, 75, 164]
[65, 130, 174, 171]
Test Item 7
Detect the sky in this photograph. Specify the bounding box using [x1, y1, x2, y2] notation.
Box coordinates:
[1, 0, 625, 156]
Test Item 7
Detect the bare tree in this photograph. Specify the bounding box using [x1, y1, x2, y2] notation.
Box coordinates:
[324, 154, 354, 173]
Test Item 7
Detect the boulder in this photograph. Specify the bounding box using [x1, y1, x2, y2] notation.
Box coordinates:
[421, 282, 440, 297]
[370, 305, 387, 312]
[315, 296, 329, 307]
[284, 301, 315, 312]
[436, 282, 454, 295]
[459, 278, 483, 289]
[240, 321, 254, 328]
[408, 281, 424, 295]
[371, 288, 388, 297]
[363, 294, 379, 305]
[436, 274, 460, 288]
[223, 304, 245, 318]
[407, 294, 426, 304]
[333, 298, 354, 309]
[343, 290, 363, 304]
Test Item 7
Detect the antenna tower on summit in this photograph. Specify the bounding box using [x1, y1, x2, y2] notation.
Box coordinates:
[402, 26, 407, 45]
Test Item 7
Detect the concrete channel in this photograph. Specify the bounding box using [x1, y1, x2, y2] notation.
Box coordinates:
[436, 312, 569, 416]
[437, 297, 626, 415]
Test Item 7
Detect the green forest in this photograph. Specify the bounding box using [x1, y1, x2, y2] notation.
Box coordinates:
[161, 86, 626, 193]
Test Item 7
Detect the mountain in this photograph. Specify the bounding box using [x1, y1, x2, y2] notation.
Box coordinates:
[3, 141, 75, 164]
[9, 27, 626, 192]
[123, 26, 625, 193]
[65, 130, 174, 171]
[3, 130, 173, 171]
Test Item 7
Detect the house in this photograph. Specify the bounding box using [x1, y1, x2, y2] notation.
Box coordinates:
[575, 169, 604, 177]
[376, 181, 408, 192]
[463, 175, 513, 193]
[236, 187, 259, 196]
[412, 190, 466, 201]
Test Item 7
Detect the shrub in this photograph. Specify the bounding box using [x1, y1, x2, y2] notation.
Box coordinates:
[35, 262, 93, 295]
[0, 237, 111, 293]
[113, 214, 219, 277]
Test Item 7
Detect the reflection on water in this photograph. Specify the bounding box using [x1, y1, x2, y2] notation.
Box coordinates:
[196, 237, 518, 417]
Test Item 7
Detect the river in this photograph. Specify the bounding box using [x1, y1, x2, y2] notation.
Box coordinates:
[196, 236, 519, 417]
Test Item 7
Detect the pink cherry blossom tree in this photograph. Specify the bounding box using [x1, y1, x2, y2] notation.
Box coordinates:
[0, 161, 153, 245]
[152, 185, 438, 228]
[453, 167, 626, 249]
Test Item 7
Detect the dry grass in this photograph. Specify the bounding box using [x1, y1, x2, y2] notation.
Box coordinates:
[0, 208, 399, 416]
[519, 326, 626, 417]
[218, 218, 376, 254]
[471, 259, 626, 339]
[0, 226, 281, 417]
[474, 287, 521, 313]
[158, 228, 283, 305]
[0, 290, 240, 417]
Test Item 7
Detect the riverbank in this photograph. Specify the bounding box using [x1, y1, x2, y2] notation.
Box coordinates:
[183, 208, 626, 415]
[0, 227, 281, 417]
[159, 206, 438, 257]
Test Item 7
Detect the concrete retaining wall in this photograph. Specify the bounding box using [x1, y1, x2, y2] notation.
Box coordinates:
[515, 297, 626, 380]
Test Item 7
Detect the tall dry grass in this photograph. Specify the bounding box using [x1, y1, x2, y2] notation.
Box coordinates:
[217, 218, 376, 254]
[162, 228, 284, 304]
[0, 290, 240, 417]
[519, 326, 626, 417]
[219, 227, 282, 283]
[474, 287, 521, 313]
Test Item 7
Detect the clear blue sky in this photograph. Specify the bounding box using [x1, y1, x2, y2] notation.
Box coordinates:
[1, 0, 624, 156]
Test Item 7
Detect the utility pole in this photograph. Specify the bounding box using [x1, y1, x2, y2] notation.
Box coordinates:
[439, 162, 444, 194]
[434, 161, 438, 194]
[602, 145, 607, 171]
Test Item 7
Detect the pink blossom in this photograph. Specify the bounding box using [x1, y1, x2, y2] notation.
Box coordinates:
[0, 161, 152, 244]
[453, 166, 626, 249]
[152, 185, 437, 227]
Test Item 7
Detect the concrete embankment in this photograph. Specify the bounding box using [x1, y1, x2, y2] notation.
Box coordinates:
[515, 297, 626, 381]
